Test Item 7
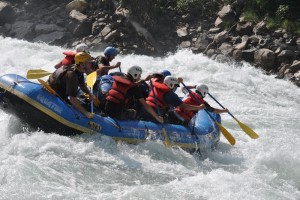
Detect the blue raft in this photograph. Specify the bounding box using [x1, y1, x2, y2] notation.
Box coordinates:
[0, 74, 221, 151]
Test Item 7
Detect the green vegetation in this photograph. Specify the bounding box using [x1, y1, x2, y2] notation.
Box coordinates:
[245, 0, 300, 35]
[175, 0, 219, 16]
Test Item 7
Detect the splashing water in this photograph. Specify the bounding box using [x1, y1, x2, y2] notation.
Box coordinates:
[0, 36, 299, 200]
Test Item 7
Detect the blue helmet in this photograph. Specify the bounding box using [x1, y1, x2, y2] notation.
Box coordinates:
[104, 47, 118, 57]
[161, 70, 171, 77]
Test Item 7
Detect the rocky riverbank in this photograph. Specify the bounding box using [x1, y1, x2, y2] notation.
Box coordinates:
[0, 0, 299, 86]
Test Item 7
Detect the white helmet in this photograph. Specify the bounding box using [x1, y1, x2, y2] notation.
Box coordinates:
[164, 75, 178, 89]
[196, 84, 209, 98]
[75, 43, 89, 52]
[127, 65, 142, 80]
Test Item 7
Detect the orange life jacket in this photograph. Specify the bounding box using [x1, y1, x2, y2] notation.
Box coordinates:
[55, 51, 76, 69]
[146, 81, 171, 111]
[175, 91, 205, 121]
[106, 76, 134, 104]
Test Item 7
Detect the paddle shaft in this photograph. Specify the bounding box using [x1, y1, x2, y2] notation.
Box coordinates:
[207, 92, 235, 118]
[207, 92, 259, 139]
[149, 80, 171, 147]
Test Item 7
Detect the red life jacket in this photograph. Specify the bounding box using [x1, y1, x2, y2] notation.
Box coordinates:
[106, 76, 134, 104]
[55, 51, 76, 69]
[146, 81, 171, 110]
[175, 91, 205, 121]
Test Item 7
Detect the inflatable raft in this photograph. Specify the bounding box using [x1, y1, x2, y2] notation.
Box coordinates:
[0, 74, 221, 152]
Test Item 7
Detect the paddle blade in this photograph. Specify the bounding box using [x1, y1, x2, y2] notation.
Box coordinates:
[38, 79, 57, 96]
[162, 127, 171, 147]
[87, 72, 97, 88]
[27, 69, 52, 79]
[235, 118, 259, 139]
[216, 122, 236, 145]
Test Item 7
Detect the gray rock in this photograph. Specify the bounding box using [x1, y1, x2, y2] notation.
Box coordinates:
[214, 17, 223, 28]
[66, 0, 88, 13]
[10, 21, 34, 40]
[179, 41, 191, 48]
[68, 10, 92, 36]
[236, 22, 253, 35]
[214, 30, 228, 44]
[176, 26, 188, 37]
[104, 29, 118, 42]
[35, 24, 66, 35]
[278, 50, 296, 58]
[209, 27, 221, 33]
[194, 32, 210, 51]
[254, 48, 275, 70]
[33, 31, 68, 44]
[219, 43, 233, 55]
[234, 40, 248, 50]
[100, 25, 111, 37]
[217, 5, 235, 22]
[0, 2, 16, 25]
[69, 10, 87, 22]
[253, 21, 268, 35]
[289, 60, 300, 73]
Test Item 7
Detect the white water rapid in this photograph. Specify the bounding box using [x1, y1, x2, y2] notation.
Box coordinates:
[0, 36, 299, 200]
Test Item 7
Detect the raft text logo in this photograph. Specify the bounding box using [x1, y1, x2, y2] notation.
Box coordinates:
[88, 121, 101, 131]
[37, 94, 63, 114]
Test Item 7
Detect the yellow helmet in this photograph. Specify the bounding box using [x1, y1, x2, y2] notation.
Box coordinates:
[75, 52, 91, 65]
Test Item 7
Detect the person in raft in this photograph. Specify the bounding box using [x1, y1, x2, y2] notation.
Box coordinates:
[54, 43, 89, 69]
[48, 52, 95, 118]
[172, 84, 228, 125]
[138, 75, 206, 123]
[104, 65, 163, 123]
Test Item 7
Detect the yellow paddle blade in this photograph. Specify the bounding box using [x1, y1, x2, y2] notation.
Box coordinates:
[162, 127, 171, 147]
[216, 122, 236, 145]
[235, 118, 259, 139]
[86, 72, 97, 88]
[27, 69, 52, 79]
[38, 79, 57, 96]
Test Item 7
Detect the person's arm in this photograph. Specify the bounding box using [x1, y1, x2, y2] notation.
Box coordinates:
[179, 103, 206, 111]
[139, 98, 164, 123]
[97, 62, 121, 75]
[204, 102, 228, 114]
[69, 96, 94, 118]
[213, 108, 229, 114]
[79, 84, 91, 95]
[79, 84, 96, 103]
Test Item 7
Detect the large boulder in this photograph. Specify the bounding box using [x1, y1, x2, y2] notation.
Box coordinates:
[214, 30, 228, 44]
[9, 21, 34, 40]
[68, 10, 92, 36]
[193, 32, 211, 52]
[0, 2, 16, 25]
[33, 31, 70, 44]
[35, 24, 66, 35]
[66, 0, 88, 13]
[253, 21, 268, 35]
[254, 48, 275, 70]
[217, 5, 236, 22]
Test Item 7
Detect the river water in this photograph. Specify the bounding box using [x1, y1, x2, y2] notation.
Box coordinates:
[0, 36, 299, 200]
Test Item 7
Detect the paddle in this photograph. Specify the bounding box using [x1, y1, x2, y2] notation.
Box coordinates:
[26, 69, 52, 79]
[181, 82, 236, 145]
[86, 71, 98, 113]
[37, 78, 58, 96]
[149, 80, 171, 147]
[207, 93, 259, 139]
